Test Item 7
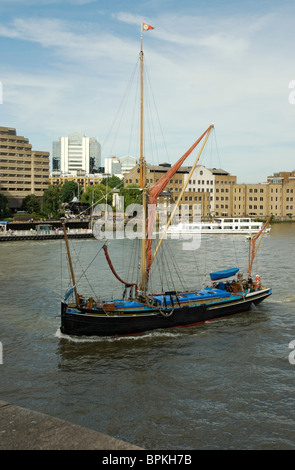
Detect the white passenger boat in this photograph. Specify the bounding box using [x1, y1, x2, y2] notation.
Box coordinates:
[166, 217, 271, 235]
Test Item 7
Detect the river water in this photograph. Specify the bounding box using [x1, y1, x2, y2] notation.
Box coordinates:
[0, 223, 294, 450]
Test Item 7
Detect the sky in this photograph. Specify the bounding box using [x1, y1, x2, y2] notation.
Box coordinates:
[0, 0, 295, 183]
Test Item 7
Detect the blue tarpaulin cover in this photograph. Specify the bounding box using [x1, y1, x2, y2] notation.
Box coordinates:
[210, 267, 239, 281]
[153, 287, 231, 306]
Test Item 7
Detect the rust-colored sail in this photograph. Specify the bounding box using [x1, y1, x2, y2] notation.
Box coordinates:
[148, 126, 212, 205]
[145, 125, 213, 281]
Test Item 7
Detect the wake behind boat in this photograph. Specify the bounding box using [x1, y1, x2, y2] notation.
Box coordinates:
[60, 24, 272, 337]
[166, 217, 271, 236]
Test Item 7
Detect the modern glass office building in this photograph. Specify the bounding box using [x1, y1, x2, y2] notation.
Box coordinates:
[52, 132, 101, 175]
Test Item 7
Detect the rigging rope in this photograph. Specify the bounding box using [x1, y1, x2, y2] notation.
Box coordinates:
[232, 237, 240, 271]
[144, 56, 170, 164]
[101, 57, 140, 155]
[68, 240, 99, 299]
[213, 127, 222, 170]
[165, 241, 186, 291]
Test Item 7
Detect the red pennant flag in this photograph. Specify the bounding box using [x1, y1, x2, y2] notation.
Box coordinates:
[142, 23, 154, 31]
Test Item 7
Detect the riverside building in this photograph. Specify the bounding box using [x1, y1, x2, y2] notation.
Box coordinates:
[49, 173, 104, 192]
[124, 164, 295, 220]
[104, 155, 137, 178]
[50, 154, 138, 191]
[124, 163, 211, 219]
[232, 172, 295, 219]
[0, 126, 49, 209]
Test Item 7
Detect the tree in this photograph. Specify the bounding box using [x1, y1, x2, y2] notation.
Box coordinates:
[21, 194, 41, 213]
[60, 180, 82, 203]
[119, 184, 142, 209]
[81, 183, 113, 207]
[102, 175, 123, 190]
[41, 185, 61, 219]
[0, 193, 10, 218]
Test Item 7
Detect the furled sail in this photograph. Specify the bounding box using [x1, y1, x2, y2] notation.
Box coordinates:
[210, 268, 239, 281]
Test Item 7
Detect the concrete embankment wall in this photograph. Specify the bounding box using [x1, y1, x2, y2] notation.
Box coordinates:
[0, 400, 142, 450]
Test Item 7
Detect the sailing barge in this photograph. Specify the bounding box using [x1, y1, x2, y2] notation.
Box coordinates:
[60, 24, 272, 337]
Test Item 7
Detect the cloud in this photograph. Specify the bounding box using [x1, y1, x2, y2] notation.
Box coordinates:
[0, 17, 128, 61]
[0, 0, 97, 3]
[0, 7, 294, 182]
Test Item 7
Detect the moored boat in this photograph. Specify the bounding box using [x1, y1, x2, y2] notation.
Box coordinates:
[166, 217, 271, 236]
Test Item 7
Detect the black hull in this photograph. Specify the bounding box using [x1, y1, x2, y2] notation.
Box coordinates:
[60, 289, 272, 337]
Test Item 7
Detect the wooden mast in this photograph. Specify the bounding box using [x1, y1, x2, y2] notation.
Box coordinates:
[139, 30, 145, 189]
[61, 219, 80, 306]
[138, 23, 213, 289]
[139, 25, 147, 293]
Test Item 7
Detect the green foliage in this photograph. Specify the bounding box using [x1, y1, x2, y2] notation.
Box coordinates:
[60, 180, 82, 203]
[101, 175, 123, 189]
[0, 193, 10, 218]
[119, 184, 142, 209]
[81, 183, 113, 207]
[41, 185, 61, 219]
[21, 194, 41, 213]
